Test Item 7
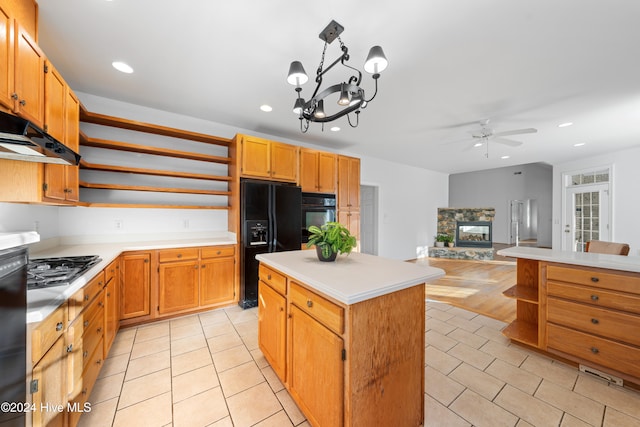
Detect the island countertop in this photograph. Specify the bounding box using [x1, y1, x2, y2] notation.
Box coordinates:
[256, 250, 445, 305]
[497, 246, 640, 273]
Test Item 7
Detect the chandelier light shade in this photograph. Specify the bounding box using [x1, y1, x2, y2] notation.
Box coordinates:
[287, 20, 388, 132]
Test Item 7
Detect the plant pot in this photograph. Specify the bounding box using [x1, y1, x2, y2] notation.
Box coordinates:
[448, 242, 455, 248]
[435, 242, 444, 248]
[315, 245, 337, 262]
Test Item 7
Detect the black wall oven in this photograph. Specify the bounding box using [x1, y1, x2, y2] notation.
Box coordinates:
[301, 193, 336, 244]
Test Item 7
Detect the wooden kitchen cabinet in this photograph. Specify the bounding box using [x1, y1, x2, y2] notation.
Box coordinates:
[103, 258, 120, 356]
[299, 148, 337, 193]
[337, 155, 360, 211]
[158, 248, 200, 315]
[258, 265, 287, 381]
[238, 134, 299, 182]
[200, 246, 235, 307]
[0, 4, 14, 111]
[120, 252, 151, 320]
[13, 21, 44, 127]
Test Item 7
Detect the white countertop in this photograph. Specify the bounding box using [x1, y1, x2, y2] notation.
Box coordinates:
[27, 236, 236, 324]
[0, 231, 40, 250]
[256, 251, 445, 305]
[497, 246, 640, 273]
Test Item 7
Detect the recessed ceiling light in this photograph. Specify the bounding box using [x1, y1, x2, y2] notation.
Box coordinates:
[501, 155, 510, 159]
[558, 122, 573, 128]
[473, 142, 483, 148]
[574, 142, 586, 147]
[260, 105, 273, 112]
[330, 126, 340, 132]
[112, 61, 133, 73]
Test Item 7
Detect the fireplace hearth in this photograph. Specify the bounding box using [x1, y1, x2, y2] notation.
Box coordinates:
[455, 221, 492, 248]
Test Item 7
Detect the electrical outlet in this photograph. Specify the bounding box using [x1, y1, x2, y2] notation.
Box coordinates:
[114, 219, 123, 229]
[183, 219, 189, 229]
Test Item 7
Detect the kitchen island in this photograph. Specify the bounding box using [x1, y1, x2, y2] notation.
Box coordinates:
[256, 250, 445, 427]
[497, 246, 640, 386]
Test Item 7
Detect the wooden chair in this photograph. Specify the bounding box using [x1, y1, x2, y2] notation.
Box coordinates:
[585, 240, 630, 256]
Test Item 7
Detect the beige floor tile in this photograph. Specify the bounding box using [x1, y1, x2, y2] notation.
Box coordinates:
[479, 340, 528, 367]
[426, 306, 456, 322]
[253, 410, 295, 427]
[535, 379, 604, 426]
[485, 359, 541, 395]
[234, 318, 258, 337]
[170, 322, 204, 341]
[427, 317, 458, 335]
[425, 345, 462, 375]
[212, 343, 253, 372]
[199, 309, 231, 326]
[448, 327, 489, 349]
[447, 342, 495, 370]
[112, 391, 172, 427]
[226, 307, 258, 324]
[251, 347, 269, 369]
[226, 382, 282, 427]
[573, 375, 640, 419]
[209, 416, 234, 427]
[129, 335, 170, 360]
[207, 331, 243, 353]
[446, 315, 483, 333]
[424, 365, 466, 406]
[170, 313, 201, 329]
[107, 336, 134, 357]
[173, 386, 229, 427]
[172, 364, 219, 403]
[494, 384, 564, 426]
[124, 350, 170, 381]
[203, 321, 236, 338]
[88, 372, 125, 405]
[134, 322, 169, 343]
[118, 368, 171, 409]
[519, 353, 578, 389]
[474, 315, 508, 330]
[603, 406, 640, 427]
[275, 388, 306, 425]
[515, 420, 535, 427]
[218, 360, 265, 397]
[113, 327, 136, 342]
[426, 330, 458, 352]
[241, 330, 259, 351]
[98, 353, 129, 379]
[475, 325, 512, 344]
[447, 306, 479, 320]
[170, 332, 207, 357]
[261, 365, 285, 393]
[171, 346, 212, 376]
[449, 362, 505, 400]
[77, 397, 118, 427]
[561, 413, 596, 427]
[450, 388, 519, 427]
[424, 394, 471, 427]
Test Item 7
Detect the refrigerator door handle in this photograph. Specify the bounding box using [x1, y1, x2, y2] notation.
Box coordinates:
[268, 185, 276, 251]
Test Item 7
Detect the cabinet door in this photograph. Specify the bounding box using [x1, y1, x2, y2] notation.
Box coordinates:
[32, 337, 66, 427]
[317, 152, 337, 193]
[120, 253, 151, 319]
[241, 136, 271, 178]
[158, 260, 199, 314]
[289, 305, 343, 427]
[338, 156, 360, 210]
[299, 148, 319, 192]
[0, 7, 13, 110]
[104, 261, 120, 356]
[270, 142, 298, 182]
[43, 62, 67, 201]
[14, 23, 44, 127]
[63, 89, 79, 201]
[200, 256, 235, 307]
[258, 281, 286, 381]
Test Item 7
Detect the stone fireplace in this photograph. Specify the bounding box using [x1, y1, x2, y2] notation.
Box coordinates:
[429, 208, 496, 260]
[456, 221, 492, 248]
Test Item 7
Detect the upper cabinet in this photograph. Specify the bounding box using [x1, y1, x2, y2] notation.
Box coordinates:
[337, 155, 360, 211]
[13, 21, 44, 127]
[299, 148, 336, 194]
[238, 134, 298, 183]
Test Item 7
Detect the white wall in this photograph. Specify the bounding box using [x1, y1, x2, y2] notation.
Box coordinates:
[0, 93, 449, 258]
[552, 145, 640, 255]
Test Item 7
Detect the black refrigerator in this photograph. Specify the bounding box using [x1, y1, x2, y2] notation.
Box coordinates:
[240, 179, 302, 308]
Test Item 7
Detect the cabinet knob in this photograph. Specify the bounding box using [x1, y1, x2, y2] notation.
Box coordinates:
[279, 307, 284, 312]
[267, 274, 272, 280]
[19, 99, 26, 106]
[217, 250, 221, 255]
[84, 320, 89, 327]
[66, 344, 73, 353]
[84, 295, 90, 301]
[591, 277, 600, 283]
[97, 327, 102, 333]
[96, 359, 102, 365]
[11, 93, 18, 100]
[591, 347, 599, 354]
[201, 265, 206, 269]
[590, 294, 599, 301]
[83, 350, 89, 358]
[56, 322, 63, 331]
[81, 388, 88, 395]
[306, 299, 313, 308]
[591, 318, 599, 325]
[177, 253, 182, 258]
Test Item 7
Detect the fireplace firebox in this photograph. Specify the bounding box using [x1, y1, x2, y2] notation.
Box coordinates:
[455, 221, 492, 248]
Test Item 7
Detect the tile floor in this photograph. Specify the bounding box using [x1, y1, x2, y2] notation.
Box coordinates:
[78, 301, 640, 427]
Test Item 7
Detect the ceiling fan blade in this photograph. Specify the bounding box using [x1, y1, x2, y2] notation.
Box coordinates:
[493, 128, 537, 137]
[493, 138, 523, 147]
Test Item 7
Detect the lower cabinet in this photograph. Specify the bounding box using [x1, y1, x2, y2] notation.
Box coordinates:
[120, 251, 151, 320]
[257, 279, 287, 380]
[200, 246, 235, 307]
[103, 259, 120, 356]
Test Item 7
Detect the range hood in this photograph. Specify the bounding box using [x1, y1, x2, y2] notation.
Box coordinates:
[0, 110, 81, 165]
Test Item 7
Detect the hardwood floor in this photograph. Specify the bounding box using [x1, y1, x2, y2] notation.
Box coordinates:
[413, 257, 517, 323]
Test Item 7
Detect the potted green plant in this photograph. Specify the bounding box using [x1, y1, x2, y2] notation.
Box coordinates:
[435, 233, 448, 248]
[306, 221, 357, 262]
[444, 234, 455, 247]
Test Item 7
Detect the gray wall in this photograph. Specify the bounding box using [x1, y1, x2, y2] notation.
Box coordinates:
[448, 162, 552, 247]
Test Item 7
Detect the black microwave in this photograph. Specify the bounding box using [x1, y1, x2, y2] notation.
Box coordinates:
[301, 193, 336, 243]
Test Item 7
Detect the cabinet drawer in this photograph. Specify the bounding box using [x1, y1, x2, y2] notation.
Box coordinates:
[159, 247, 199, 263]
[104, 259, 119, 285]
[259, 264, 287, 296]
[547, 281, 640, 315]
[68, 270, 105, 322]
[68, 337, 104, 427]
[32, 303, 66, 365]
[81, 299, 104, 372]
[547, 264, 640, 295]
[201, 245, 235, 259]
[547, 323, 640, 379]
[290, 281, 344, 335]
[547, 298, 640, 346]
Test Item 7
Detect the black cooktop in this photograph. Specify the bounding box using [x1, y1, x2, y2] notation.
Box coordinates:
[27, 255, 102, 290]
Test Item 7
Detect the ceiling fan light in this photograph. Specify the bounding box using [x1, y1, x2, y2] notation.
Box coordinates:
[364, 46, 388, 74]
[287, 61, 308, 86]
[314, 100, 326, 118]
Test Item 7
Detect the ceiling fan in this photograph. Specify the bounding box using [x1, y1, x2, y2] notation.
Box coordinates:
[449, 119, 538, 157]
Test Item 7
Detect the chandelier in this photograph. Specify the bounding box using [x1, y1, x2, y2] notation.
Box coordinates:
[287, 20, 388, 132]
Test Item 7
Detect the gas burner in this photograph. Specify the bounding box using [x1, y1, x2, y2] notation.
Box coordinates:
[27, 255, 101, 290]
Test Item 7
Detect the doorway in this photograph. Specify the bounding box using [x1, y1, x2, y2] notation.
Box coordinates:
[509, 199, 538, 246]
[360, 185, 379, 255]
